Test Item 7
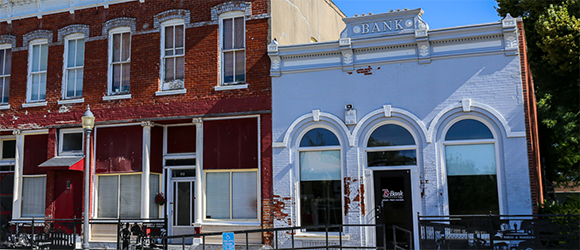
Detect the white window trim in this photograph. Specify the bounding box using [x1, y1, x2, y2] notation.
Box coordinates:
[57, 98, 84, 105]
[58, 128, 84, 156]
[0, 44, 11, 105]
[95, 173, 143, 219]
[219, 12, 246, 87]
[107, 26, 131, 96]
[159, 19, 186, 93]
[62, 33, 85, 100]
[0, 137, 16, 161]
[203, 169, 260, 222]
[294, 125, 344, 235]
[27, 39, 48, 103]
[20, 174, 47, 219]
[103, 94, 131, 101]
[440, 116, 504, 215]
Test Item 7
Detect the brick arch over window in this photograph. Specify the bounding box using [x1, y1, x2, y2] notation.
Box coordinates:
[211, 1, 252, 21]
[0, 35, 15, 48]
[23, 30, 53, 47]
[153, 9, 191, 30]
[102, 17, 137, 36]
[57, 24, 89, 43]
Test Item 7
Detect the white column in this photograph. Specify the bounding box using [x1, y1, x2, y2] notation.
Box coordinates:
[193, 118, 203, 224]
[141, 121, 154, 218]
[11, 129, 22, 219]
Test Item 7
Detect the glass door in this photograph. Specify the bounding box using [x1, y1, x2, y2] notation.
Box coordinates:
[170, 168, 196, 239]
[374, 170, 413, 249]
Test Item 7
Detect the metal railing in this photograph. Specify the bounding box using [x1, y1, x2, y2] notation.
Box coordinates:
[6, 217, 80, 249]
[392, 225, 412, 250]
[418, 213, 580, 250]
[164, 224, 387, 250]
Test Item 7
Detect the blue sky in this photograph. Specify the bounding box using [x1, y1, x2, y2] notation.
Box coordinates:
[332, 0, 501, 29]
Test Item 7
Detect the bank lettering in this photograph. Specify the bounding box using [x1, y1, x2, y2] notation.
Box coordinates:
[382, 189, 404, 199]
[360, 19, 406, 34]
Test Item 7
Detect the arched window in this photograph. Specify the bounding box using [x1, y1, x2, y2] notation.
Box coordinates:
[366, 124, 417, 167]
[444, 119, 499, 215]
[298, 128, 341, 231]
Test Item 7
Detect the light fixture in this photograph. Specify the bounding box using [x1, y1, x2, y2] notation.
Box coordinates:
[81, 105, 94, 250]
[81, 105, 95, 130]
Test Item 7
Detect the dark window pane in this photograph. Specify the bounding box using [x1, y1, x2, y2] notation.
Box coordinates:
[445, 119, 493, 141]
[367, 150, 416, 167]
[223, 19, 232, 50]
[171, 169, 196, 177]
[300, 180, 342, 231]
[0, 165, 14, 171]
[234, 17, 244, 49]
[234, 50, 245, 82]
[166, 158, 196, 166]
[176, 182, 191, 226]
[367, 124, 415, 147]
[2, 140, 15, 159]
[300, 128, 340, 147]
[447, 175, 499, 215]
[62, 133, 83, 152]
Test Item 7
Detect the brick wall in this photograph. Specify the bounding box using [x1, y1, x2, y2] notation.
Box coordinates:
[517, 20, 543, 211]
[0, 0, 271, 129]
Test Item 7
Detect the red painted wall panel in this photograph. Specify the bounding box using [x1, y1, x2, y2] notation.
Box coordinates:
[95, 126, 142, 173]
[203, 118, 258, 169]
[23, 134, 48, 175]
[150, 126, 163, 174]
[167, 125, 196, 154]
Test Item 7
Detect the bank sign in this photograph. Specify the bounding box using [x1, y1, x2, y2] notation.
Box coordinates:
[340, 8, 428, 39]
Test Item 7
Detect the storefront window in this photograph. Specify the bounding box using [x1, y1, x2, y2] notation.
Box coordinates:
[299, 128, 341, 231]
[445, 119, 499, 215]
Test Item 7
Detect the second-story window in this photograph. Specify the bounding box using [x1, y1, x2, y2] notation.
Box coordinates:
[63, 34, 85, 99]
[0, 45, 11, 105]
[109, 27, 131, 95]
[221, 14, 245, 86]
[28, 39, 48, 102]
[161, 20, 185, 91]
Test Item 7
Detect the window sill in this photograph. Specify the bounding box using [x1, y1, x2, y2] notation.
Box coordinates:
[58, 98, 85, 105]
[0, 104, 9, 110]
[155, 89, 187, 96]
[22, 102, 47, 108]
[214, 84, 248, 91]
[200, 221, 260, 226]
[103, 94, 131, 101]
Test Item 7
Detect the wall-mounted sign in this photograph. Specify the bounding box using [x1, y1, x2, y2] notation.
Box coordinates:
[340, 8, 429, 39]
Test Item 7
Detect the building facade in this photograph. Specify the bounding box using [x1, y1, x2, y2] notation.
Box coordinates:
[0, 0, 345, 247]
[269, 9, 541, 248]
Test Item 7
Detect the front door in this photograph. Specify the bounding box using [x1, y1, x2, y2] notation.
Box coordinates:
[374, 170, 413, 249]
[170, 169, 196, 239]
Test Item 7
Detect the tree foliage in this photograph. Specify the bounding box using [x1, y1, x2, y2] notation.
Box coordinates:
[495, 0, 579, 190]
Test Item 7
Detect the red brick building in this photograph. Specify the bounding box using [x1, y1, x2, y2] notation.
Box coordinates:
[0, 0, 345, 246]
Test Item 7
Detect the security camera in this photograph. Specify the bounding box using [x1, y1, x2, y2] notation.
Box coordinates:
[346, 104, 353, 110]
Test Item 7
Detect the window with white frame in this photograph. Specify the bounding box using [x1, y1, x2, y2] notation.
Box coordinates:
[59, 129, 83, 156]
[160, 20, 185, 91]
[21, 175, 46, 218]
[205, 170, 258, 220]
[97, 174, 142, 218]
[0, 45, 11, 105]
[220, 13, 245, 85]
[63, 34, 84, 99]
[298, 128, 342, 231]
[150, 173, 160, 219]
[109, 27, 131, 95]
[366, 124, 417, 167]
[1, 138, 15, 160]
[28, 39, 48, 102]
[444, 119, 499, 215]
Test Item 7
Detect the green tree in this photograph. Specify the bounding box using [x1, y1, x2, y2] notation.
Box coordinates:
[495, 0, 579, 191]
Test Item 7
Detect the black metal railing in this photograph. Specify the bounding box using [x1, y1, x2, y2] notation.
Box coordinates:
[418, 213, 580, 250]
[163, 224, 387, 250]
[6, 217, 80, 249]
[392, 225, 412, 250]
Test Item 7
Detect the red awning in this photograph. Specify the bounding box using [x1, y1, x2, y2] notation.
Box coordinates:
[38, 156, 84, 171]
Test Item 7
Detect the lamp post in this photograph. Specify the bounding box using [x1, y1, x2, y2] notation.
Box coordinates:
[81, 105, 95, 250]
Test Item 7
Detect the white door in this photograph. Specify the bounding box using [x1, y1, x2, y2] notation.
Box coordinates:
[170, 169, 196, 239]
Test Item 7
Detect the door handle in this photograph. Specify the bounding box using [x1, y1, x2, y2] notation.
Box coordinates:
[375, 205, 382, 219]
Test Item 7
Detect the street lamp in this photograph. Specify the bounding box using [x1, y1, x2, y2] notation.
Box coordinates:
[81, 105, 95, 250]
